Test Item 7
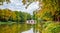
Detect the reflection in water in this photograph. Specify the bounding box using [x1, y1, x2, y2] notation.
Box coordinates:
[22, 28, 33, 33]
[22, 28, 39, 33]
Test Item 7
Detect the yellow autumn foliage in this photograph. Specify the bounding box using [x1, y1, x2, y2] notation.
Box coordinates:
[0, 23, 21, 33]
[42, 22, 60, 33]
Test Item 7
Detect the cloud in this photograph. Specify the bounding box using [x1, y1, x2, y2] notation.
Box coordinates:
[0, 0, 39, 15]
[26, 1, 39, 15]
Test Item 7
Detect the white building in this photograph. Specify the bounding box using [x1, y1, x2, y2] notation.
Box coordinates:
[26, 20, 36, 24]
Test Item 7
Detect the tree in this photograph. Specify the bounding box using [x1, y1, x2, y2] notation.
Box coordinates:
[14, 11, 21, 22]
[9, 11, 17, 22]
[0, 9, 12, 22]
[34, 0, 60, 21]
[26, 13, 32, 20]
[0, 0, 10, 5]
[19, 11, 32, 22]
[19, 12, 27, 22]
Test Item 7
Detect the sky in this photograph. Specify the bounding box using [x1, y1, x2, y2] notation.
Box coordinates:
[0, 0, 39, 15]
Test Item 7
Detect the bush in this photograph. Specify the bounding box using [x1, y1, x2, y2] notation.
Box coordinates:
[42, 22, 60, 33]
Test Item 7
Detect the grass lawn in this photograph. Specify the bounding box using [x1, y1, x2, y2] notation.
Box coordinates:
[0, 22, 16, 25]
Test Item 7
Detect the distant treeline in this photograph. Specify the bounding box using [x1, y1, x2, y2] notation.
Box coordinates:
[0, 9, 32, 22]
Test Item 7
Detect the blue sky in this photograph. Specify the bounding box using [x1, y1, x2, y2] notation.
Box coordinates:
[0, 0, 39, 15]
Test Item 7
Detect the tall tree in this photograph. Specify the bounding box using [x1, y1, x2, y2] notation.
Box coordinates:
[14, 11, 21, 22]
[35, 0, 60, 21]
[9, 11, 17, 22]
[0, 9, 12, 21]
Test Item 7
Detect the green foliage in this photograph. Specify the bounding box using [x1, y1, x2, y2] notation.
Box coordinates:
[40, 11, 53, 21]
[0, 9, 32, 22]
[9, 12, 17, 22]
[19, 12, 27, 22]
[43, 21, 52, 29]
[19, 12, 32, 22]
[14, 11, 21, 22]
[26, 14, 32, 20]
[34, 0, 60, 21]
[42, 22, 60, 33]
[0, 0, 60, 33]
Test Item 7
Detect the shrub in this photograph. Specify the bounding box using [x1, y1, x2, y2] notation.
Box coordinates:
[42, 22, 60, 33]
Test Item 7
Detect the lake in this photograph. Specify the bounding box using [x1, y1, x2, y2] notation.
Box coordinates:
[21, 28, 39, 33]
